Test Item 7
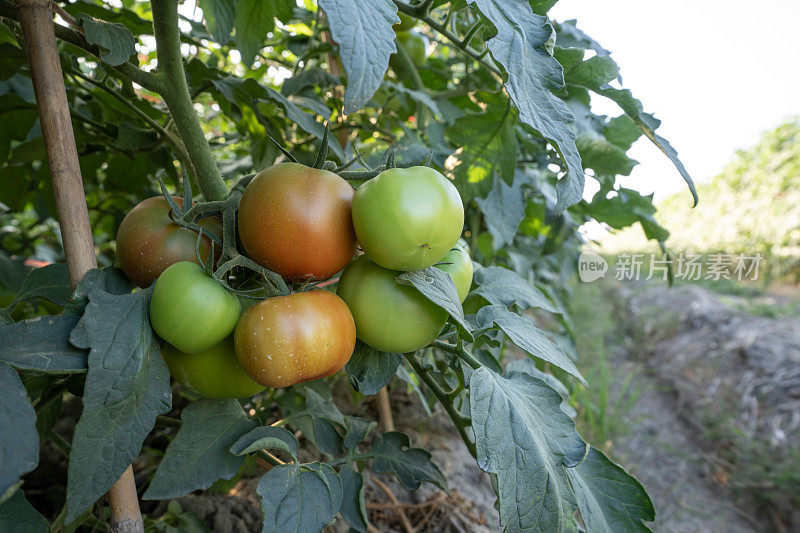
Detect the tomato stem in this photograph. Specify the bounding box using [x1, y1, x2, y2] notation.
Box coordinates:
[405, 353, 477, 458]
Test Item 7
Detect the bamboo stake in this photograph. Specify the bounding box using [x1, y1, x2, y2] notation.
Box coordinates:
[15, 1, 143, 531]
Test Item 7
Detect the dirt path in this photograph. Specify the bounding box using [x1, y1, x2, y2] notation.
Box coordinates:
[587, 279, 800, 532]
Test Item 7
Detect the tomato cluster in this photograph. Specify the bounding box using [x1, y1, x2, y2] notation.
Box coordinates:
[116, 161, 470, 398]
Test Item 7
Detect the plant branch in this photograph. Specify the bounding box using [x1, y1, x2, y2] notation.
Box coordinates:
[0, 0, 161, 91]
[394, 1, 501, 79]
[430, 340, 482, 369]
[151, 0, 228, 201]
[48, 0, 80, 32]
[405, 353, 476, 458]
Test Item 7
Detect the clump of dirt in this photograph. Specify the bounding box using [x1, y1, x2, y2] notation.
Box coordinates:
[156, 480, 263, 532]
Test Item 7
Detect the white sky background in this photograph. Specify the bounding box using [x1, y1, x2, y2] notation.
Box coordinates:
[549, 0, 800, 204]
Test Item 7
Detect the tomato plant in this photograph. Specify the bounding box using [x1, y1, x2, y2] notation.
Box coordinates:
[116, 196, 221, 288]
[0, 0, 702, 531]
[237, 163, 357, 281]
[234, 289, 356, 387]
[150, 262, 241, 354]
[162, 336, 266, 399]
[337, 255, 448, 353]
[352, 166, 465, 271]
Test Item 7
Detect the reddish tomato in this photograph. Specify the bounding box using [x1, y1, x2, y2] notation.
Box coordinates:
[233, 289, 356, 388]
[237, 163, 357, 281]
[116, 196, 221, 288]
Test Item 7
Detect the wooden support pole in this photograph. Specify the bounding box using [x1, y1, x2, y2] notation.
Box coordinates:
[15, 1, 143, 531]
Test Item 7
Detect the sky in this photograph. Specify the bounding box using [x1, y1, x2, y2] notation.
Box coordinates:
[549, 0, 800, 204]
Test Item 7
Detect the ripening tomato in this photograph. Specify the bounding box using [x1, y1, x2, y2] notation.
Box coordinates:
[336, 255, 448, 353]
[234, 289, 356, 388]
[116, 196, 221, 288]
[352, 166, 464, 272]
[434, 240, 473, 302]
[162, 336, 266, 399]
[150, 262, 241, 354]
[237, 163, 357, 282]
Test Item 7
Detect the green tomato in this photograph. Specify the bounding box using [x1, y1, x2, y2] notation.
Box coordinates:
[352, 166, 464, 271]
[337, 255, 447, 353]
[162, 336, 266, 399]
[150, 262, 241, 354]
[434, 241, 473, 302]
[394, 12, 416, 32]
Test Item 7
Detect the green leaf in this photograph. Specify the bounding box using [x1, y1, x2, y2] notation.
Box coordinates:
[0, 94, 38, 164]
[281, 68, 339, 96]
[576, 130, 638, 177]
[113, 122, 158, 152]
[0, 363, 39, 500]
[199, 0, 235, 44]
[233, 0, 290, 67]
[16, 263, 71, 307]
[470, 367, 587, 532]
[0, 314, 87, 373]
[445, 92, 519, 201]
[339, 465, 368, 532]
[370, 431, 446, 491]
[567, 55, 618, 88]
[257, 462, 342, 533]
[475, 305, 585, 384]
[278, 388, 345, 455]
[584, 188, 669, 242]
[34, 388, 63, 441]
[566, 446, 655, 532]
[344, 342, 402, 396]
[144, 400, 257, 500]
[0, 251, 28, 292]
[64, 0, 152, 36]
[0, 489, 47, 533]
[319, 0, 400, 113]
[65, 288, 171, 521]
[530, 0, 559, 15]
[467, 0, 585, 213]
[475, 172, 526, 247]
[604, 115, 642, 151]
[396, 267, 473, 337]
[506, 359, 576, 417]
[230, 425, 299, 461]
[77, 14, 136, 66]
[343, 416, 375, 452]
[0, 164, 30, 211]
[471, 266, 557, 313]
[67, 268, 134, 313]
[556, 19, 611, 58]
[0, 21, 19, 47]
